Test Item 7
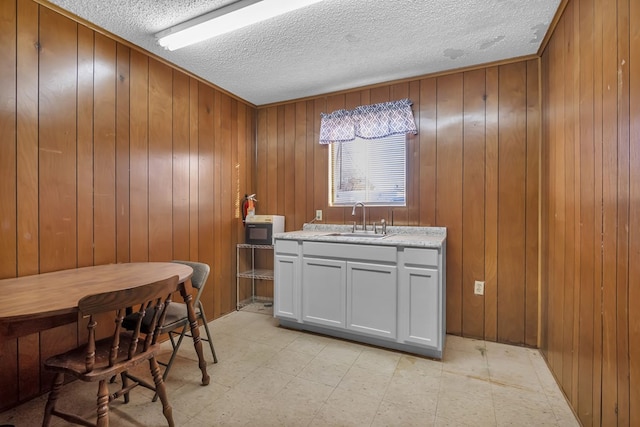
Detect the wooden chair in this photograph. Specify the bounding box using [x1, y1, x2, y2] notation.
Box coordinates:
[42, 275, 180, 427]
[122, 261, 217, 401]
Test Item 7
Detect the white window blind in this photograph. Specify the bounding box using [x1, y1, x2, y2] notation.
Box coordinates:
[329, 134, 406, 206]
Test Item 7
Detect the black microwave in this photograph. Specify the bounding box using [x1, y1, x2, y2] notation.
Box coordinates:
[245, 215, 285, 245]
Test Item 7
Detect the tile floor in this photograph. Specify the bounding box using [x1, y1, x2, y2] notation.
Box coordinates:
[1, 308, 579, 426]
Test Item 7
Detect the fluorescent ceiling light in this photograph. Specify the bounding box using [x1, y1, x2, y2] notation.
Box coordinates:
[156, 0, 325, 51]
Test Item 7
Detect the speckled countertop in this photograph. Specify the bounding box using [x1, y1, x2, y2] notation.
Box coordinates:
[273, 223, 446, 249]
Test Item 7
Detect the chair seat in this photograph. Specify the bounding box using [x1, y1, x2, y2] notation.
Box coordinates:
[158, 302, 191, 330]
[124, 302, 194, 334]
[45, 332, 162, 382]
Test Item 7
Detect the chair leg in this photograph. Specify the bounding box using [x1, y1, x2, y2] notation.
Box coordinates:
[199, 310, 218, 363]
[96, 380, 110, 427]
[149, 357, 174, 427]
[151, 327, 187, 402]
[42, 373, 64, 427]
[120, 371, 130, 403]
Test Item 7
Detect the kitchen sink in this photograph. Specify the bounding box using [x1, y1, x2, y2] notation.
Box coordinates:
[325, 232, 391, 239]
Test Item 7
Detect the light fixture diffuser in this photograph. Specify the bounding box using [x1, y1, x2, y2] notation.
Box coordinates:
[156, 0, 325, 51]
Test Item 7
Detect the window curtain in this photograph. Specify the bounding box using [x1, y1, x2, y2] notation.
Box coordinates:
[319, 98, 417, 144]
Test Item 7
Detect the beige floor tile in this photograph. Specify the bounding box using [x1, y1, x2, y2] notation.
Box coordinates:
[228, 366, 295, 399]
[384, 368, 440, 410]
[492, 382, 558, 426]
[264, 347, 315, 376]
[316, 339, 364, 366]
[488, 358, 544, 393]
[395, 354, 443, 377]
[353, 348, 401, 375]
[284, 332, 332, 356]
[337, 365, 393, 400]
[310, 387, 381, 426]
[436, 389, 497, 426]
[442, 348, 490, 379]
[372, 400, 437, 427]
[445, 334, 486, 354]
[439, 371, 492, 395]
[298, 355, 352, 387]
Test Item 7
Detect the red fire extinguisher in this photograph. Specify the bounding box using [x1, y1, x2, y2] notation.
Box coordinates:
[241, 194, 257, 225]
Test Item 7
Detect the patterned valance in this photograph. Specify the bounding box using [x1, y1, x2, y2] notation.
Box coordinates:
[319, 99, 417, 144]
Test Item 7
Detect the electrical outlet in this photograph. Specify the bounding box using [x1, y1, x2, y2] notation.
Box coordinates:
[315, 210, 323, 221]
[474, 280, 485, 296]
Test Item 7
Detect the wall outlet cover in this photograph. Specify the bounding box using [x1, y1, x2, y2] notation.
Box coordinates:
[474, 280, 485, 296]
[315, 210, 322, 221]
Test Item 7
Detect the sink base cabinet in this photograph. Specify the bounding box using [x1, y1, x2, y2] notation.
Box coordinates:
[274, 239, 446, 359]
[302, 258, 346, 328]
[347, 262, 397, 339]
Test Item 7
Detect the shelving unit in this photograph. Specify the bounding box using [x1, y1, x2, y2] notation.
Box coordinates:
[236, 243, 274, 310]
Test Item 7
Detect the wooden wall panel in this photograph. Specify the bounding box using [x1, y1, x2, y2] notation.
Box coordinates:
[15, 0, 40, 402]
[540, 0, 638, 425]
[484, 67, 499, 342]
[497, 62, 527, 345]
[418, 78, 436, 228]
[116, 43, 131, 264]
[256, 60, 540, 347]
[576, 1, 596, 423]
[461, 69, 486, 339]
[148, 59, 173, 263]
[172, 71, 190, 262]
[93, 33, 117, 266]
[197, 83, 215, 317]
[294, 101, 308, 230]
[629, 2, 640, 426]
[436, 74, 464, 336]
[129, 50, 149, 262]
[16, 0, 39, 278]
[76, 25, 94, 268]
[524, 59, 540, 349]
[0, 0, 255, 411]
[38, 6, 77, 273]
[0, 0, 18, 409]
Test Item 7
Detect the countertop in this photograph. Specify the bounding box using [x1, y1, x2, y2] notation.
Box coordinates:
[273, 223, 446, 249]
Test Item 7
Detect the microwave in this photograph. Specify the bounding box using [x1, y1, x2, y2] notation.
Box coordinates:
[245, 215, 285, 245]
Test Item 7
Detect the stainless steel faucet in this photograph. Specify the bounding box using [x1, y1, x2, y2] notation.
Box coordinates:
[351, 201, 366, 231]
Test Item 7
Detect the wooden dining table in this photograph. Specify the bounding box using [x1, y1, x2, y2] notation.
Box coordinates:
[0, 262, 210, 386]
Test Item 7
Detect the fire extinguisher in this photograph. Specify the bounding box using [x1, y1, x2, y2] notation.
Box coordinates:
[241, 194, 257, 225]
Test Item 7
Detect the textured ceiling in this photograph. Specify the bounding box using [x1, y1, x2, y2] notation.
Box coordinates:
[47, 0, 561, 106]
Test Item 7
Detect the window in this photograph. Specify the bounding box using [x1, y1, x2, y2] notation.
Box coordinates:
[329, 134, 406, 206]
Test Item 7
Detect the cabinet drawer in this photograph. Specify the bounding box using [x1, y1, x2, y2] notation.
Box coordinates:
[402, 247, 438, 267]
[303, 241, 396, 263]
[275, 239, 299, 255]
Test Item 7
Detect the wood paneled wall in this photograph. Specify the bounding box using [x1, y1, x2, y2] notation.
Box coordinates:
[256, 60, 540, 347]
[540, 0, 639, 426]
[0, 0, 254, 410]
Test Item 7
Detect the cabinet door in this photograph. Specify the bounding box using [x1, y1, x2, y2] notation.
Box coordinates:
[302, 258, 346, 328]
[274, 254, 300, 321]
[346, 262, 397, 339]
[398, 266, 439, 348]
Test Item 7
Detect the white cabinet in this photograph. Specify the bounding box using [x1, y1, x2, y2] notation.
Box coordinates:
[398, 247, 444, 352]
[274, 240, 301, 321]
[346, 261, 397, 339]
[302, 258, 346, 327]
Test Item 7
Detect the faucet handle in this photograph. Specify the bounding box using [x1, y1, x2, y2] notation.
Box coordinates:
[381, 218, 387, 234]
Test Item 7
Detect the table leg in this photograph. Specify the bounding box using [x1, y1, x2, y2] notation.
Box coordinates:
[180, 283, 210, 386]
